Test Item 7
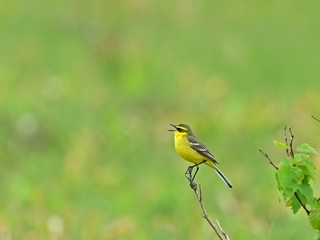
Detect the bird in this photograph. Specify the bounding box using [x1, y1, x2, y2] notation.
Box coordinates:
[169, 123, 232, 188]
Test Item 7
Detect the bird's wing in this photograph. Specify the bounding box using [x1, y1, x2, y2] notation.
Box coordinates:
[187, 135, 219, 165]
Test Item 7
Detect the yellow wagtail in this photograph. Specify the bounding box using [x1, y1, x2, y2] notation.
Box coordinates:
[169, 123, 232, 188]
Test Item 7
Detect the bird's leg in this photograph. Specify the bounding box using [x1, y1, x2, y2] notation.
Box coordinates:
[185, 166, 193, 181]
[192, 164, 201, 181]
[185, 160, 206, 190]
[191, 160, 206, 181]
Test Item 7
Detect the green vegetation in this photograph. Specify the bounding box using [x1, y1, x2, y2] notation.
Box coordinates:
[1, 1, 320, 239]
[267, 134, 320, 238]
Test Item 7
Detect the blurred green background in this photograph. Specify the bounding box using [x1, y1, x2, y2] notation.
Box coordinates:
[1, 1, 320, 239]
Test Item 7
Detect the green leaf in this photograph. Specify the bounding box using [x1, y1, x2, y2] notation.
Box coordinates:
[276, 167, 300, 201]
[314, 231, 320, 240]
[297, 143, 317, 154]
[309, 209, 320, 230]
[309, 198, 318, 210]
[277, 164, 304, 187]
[298, 179, 314, 202]
[276, 157, 309, 201]
[275, 168, 294, 199]
[292, 196, 302, 214]
[273, 140, 289, 149]
[295, 153, 316, 180]
[286, 196, 301, 214]
[276, 144, 318, 213]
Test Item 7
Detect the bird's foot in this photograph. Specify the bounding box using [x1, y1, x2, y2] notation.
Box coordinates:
[189, 180, 197, 190]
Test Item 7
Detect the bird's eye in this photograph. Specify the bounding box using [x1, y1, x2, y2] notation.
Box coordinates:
[177, 127, 185, 132]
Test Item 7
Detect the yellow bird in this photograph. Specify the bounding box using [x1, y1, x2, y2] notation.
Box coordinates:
[169, 123, 232, 188]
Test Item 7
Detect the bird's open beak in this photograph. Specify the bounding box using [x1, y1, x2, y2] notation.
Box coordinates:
[168, 124, 176, 131]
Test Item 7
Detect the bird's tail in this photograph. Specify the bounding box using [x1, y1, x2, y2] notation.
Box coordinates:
[214, 168, 233, 188]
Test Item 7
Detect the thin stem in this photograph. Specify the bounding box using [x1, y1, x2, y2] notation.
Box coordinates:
[259, 149, 279, 170]
[312, 115, 320, 123]
[186, 170, 230, 239]
[294, 192, 310, 215]
[288, 127, 294, 158]
[284, 126, 294, 158]
[216, 220, 230, 240]
[284, 126, 289, 157]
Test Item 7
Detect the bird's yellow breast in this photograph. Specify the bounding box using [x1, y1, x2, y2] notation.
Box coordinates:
[173, 131, 206, 164]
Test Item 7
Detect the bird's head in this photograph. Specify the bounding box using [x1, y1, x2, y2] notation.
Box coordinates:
[169, 123, 194, 136]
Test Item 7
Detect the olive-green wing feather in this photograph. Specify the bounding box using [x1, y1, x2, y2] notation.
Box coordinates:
[187, 135, 219, 165]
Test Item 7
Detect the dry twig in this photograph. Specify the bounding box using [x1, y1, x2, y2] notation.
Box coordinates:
[284, 126, 294, 158]
[312, 115, 320, 123]
[216, 219, 230, 240]
[185, 167, 230, 240]
[258, 149, 278, 170]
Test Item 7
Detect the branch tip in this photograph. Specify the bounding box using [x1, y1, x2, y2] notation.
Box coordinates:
[259, 149, 279, 170]
[312, 115, 320, 123]
[185, 166, 230, 239]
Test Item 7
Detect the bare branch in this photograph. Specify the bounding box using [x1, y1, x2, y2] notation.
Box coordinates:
[259, 149, 279, 170]
[216, 219, 230, 240]
[312, 115, 320, 123]
[284, 126, 294, 158]
[284, 126, 289, 157]
[288, 127, 294, 158]
[185, 169, 230, 240]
